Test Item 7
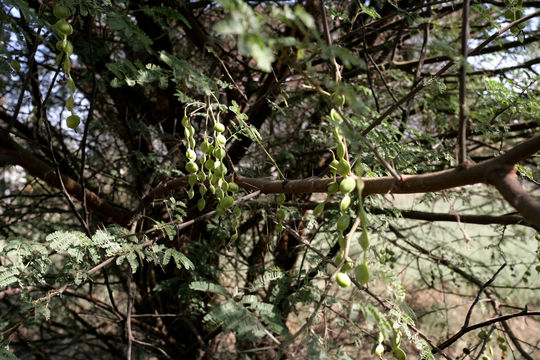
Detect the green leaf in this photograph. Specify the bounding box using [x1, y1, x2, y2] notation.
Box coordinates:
[242, 35, 274, 72]
[360, 4, 381, 19]
[0, 348, 21, 360]
[190, 281, 229, 296]
[0, 266, 19, 288]
[293, 5, 315, 29]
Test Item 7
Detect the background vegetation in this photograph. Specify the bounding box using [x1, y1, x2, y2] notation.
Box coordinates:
[0, 0, 539, 359]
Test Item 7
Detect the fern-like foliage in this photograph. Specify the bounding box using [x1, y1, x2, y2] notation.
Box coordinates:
[191, 279, 289, 342]
[0, 224, 194, 325]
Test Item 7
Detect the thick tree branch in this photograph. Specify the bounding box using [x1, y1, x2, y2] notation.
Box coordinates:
[392, 33, 540, 70]
[488, 170, 540, 226]
[0, 130, 130, 226]
[140, 135, 540, 226]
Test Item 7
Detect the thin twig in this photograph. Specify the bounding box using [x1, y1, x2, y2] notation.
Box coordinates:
[361, 10, 540, 136]
[8, 3, 45, 132]
[457, 0, 470, 164]
[462, 263, 506, 329]
[80, 21, 98, 227]
[126, 275, 133, 360]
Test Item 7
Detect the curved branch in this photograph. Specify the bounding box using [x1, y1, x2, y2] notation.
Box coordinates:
[142, 135, 540, 226]
[488, 170, 540, 226]
[0, 130, 130, 226]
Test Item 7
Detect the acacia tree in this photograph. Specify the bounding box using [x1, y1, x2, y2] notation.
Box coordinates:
[0, 0, 539, 358]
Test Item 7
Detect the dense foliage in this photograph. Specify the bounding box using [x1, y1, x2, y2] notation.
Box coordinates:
[0, 0, 539, 359]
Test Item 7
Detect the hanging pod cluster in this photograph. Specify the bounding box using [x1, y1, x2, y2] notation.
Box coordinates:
[354, 161, 370, 287]
[182, 110, 240, 241]
[323, 126, 371, 289]
[53, 2, 79, 129]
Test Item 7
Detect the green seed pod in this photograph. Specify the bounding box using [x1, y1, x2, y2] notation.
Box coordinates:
[335, 272, 351, 288]
[181, 116, 189, 127]
[340, 176, 356, 194]
[10, 60, 21, 73]
[185, 161, 198, 174]
[276, 193, 286, 205]
[356, 178, 365, 194]
[220, 181, 229, 192]
[215, 188, 224, 200]
[213, 147, 226, 160]
[230, 232, 238, 242]
[359, 207, 368, 226]
[209, 184, 216, 194]
[392, 348, 407, 360]
[214, 166, 223, 177]
[66, 114, 80, 129]
[330, 108, 343, 123]
[53, 5, 71, 19]
[55, 39, 68, 51]
[331, 92, 346, 107]
[188, 174, 198, 187]
[233, 206, 241, 217]
[330, 159, 339, 172]
[336, 141, 346, 160]
[228, 182, 239, 193]
[275, 223, 283, 233]
[340, 195, 351, 212]
[214, 122, 225, 133]
[199, 185, 207, 196]
[201, 140, 212, 154]
[313, 203, 325, 217]
[355, 263, 370, 286]
[186, 148, 197, 161]
[204, 158, 215, 170]
[221, 196, 234, 209]
[375, 343, 384, 356]
[335, 254, 353, 271]
[62, 57, 71, 73]
[216, 205, 225, 216]
[337, 215, 350, 233]
[354, 162, 364, 177]
[216, 134, 227, 146]
[359, 229, 370, 251]
[197, 171, 207, 182]
[55, 20, 73, 36]
[338, 234, 346, 249]
[187, 187, 194, 199]
[276, 208, 286, 222]
[327, 181, 339, 195]
[336, 159, 351, 176]
[197, 198, 206, 211]
[218, 163, 228, 176]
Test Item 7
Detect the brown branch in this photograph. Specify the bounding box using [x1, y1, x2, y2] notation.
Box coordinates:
[438, 57, 540, 77]
[457, 0, 470, 165]
[462, 264, 507, 329]
[392, 33, 540, 70]
[368, 207, 533, 228]
[436, 308, 540, 353]
[0, 130, 130, 226]
[488, 170, 540, 226]
[361, 10, 540, 136]
[389, 226, 537, 359]
[139, 135, 540, 226]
